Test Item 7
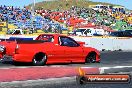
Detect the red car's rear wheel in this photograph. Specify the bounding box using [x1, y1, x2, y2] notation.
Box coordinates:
[32, 53, 47, 66]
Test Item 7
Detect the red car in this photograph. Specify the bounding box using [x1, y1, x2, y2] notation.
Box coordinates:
[0, 34, 100, 66]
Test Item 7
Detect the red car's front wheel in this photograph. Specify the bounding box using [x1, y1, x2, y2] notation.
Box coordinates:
[85, 52, 96, 63]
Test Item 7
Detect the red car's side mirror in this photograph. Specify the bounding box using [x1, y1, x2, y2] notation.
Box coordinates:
[77, 42, 85, 46]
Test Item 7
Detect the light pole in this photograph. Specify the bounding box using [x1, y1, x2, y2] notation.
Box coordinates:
[33, 0, 35, 7]
[31, 0, 35, 33]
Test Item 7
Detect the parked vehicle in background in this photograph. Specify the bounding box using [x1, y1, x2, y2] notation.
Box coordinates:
[6, 28, 34, 35]
[92, 4, 105, 11]
[0, 34, 100, 66]
[124, 30, 132, 34]
[69, 28, 104, 36]
[73, 28, 92, 36]
[7, 29, 24, 35]
[109, 30, 132, 37]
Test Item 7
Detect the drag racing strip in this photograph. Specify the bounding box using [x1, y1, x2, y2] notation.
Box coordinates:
[1, 74, 132, 88]
[0, 66, 132, 88]
[0, 66, 132, 83]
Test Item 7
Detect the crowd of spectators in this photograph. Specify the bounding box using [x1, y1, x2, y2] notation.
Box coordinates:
[0, 5, 66, 33]
[0, 4, 132, 34]
[0, 5, 31, 22]
[36, 5, 132, 31]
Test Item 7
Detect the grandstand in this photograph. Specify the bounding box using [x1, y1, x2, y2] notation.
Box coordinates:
[36, 5, 131, 32]
[0, 1, 132, 35]
[0, 5, 66, 34]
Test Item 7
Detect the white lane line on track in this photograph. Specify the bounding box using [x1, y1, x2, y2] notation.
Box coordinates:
[0, 65, 76, 69]
[99, 66, 132, 74]
[100, 66, 132, 69]
[0, 65, 132, 70]
[0, 66, 45, 69]
[81, 66, 132, 69]
[81, 66, 132, 74]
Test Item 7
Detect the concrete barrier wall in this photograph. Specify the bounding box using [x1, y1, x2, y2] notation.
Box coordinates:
[70, 36, 132, 51]
[0, 34, 132, 51]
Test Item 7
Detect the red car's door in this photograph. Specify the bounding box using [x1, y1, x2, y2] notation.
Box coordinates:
[36, 34, 66, 63]
[64, 46, 84, 62]
[59, 36, 85, 62]
[44, 43, 66, 63]
[51, 44, 68, 63]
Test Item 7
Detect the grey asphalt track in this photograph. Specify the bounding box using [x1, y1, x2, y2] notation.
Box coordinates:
[0, 51, 132, 88]
[0, 72, 132, 88]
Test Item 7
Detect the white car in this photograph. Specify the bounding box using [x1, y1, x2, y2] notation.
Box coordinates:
[70, 28, 95, 36]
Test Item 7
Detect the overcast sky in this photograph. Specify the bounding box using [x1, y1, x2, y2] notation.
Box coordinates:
[0, 0, 131, 10]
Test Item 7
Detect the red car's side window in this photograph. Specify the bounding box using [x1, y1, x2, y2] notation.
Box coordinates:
[59, 36, 79, 47]
[37, 35, 54, 42]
